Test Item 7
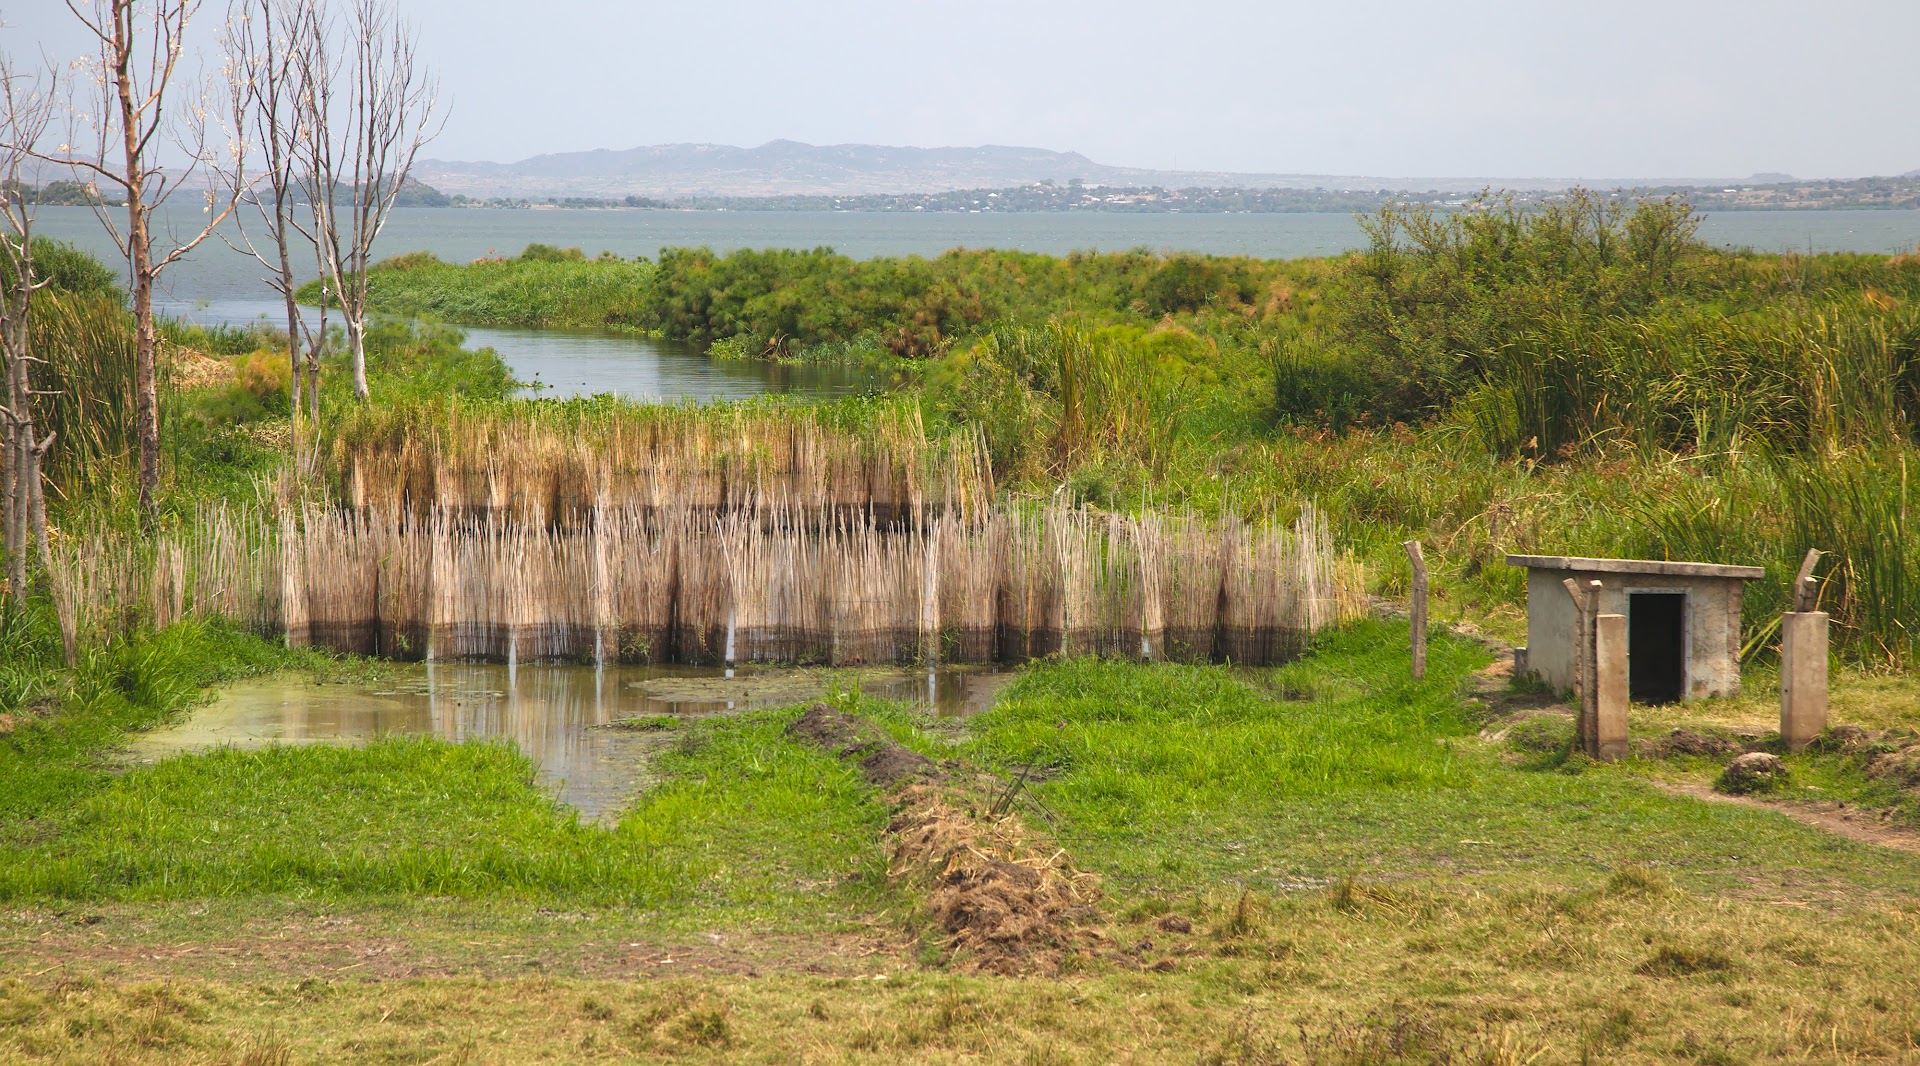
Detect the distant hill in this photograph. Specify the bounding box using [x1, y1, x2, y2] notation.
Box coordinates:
[413, 140, 1605, 200]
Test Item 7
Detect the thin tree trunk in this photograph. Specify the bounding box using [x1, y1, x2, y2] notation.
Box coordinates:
[5, 340, 29, 599]
[27, 431, 50, 573]
[284, 271, 302, 461]
[306, 303, 323, 428]
[132, 259, 159, 512]
[4, 377, 19, 600]
[117, 15, 161, 516]
[349, 316, 368, 401]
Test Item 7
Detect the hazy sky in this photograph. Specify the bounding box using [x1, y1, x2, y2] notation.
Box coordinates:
[6, 0, 1917, 179]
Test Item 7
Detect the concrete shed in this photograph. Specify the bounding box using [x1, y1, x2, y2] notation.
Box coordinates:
[1506, 555, 1765, 702]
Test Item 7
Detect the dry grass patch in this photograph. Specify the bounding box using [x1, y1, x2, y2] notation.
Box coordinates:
[6, 883, 1920, 1064]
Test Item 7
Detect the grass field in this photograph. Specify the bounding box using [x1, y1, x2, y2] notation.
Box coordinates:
[4, 621, 1919, 1063]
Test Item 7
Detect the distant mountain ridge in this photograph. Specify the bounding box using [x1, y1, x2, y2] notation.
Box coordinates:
[414, 140, 1598, 200]
[413, 140, 1907, 201]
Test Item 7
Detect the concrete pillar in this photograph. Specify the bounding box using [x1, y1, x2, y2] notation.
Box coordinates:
[1780, 611, 1829, 752]
[1593, 613, 1629, 761]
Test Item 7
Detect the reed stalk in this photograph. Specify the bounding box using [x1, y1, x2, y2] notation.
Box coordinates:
[51, 496, 1361, 668]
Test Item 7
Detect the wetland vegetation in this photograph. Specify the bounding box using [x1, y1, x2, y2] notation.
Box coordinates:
[8, 194, 1920, 1062]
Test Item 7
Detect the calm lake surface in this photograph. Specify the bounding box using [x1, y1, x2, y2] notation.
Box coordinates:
[131, 662, 1010, 819]
[31, 205, 1920, 400]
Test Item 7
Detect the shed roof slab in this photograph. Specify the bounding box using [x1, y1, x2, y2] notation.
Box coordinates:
[1504, 555, 1765, 581]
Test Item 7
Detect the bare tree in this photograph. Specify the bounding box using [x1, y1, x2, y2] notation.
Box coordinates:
[0, 60, 59, 603]
[220, 0, 318, 463]
[55, 0, 241, 514]
[293, 0, 438, 403]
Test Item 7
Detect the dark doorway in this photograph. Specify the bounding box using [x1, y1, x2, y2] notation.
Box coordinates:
[1628, 592, 1686, 703]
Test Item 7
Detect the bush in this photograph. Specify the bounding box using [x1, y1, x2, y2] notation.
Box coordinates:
[25, 237, 121, 300]
[518, 243, 586, 262]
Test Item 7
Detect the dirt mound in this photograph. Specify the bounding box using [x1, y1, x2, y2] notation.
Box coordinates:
[1718, 751, 1789, 795]
[788, 703, 936, 787]
[1867, 746, 1920, 789]
[1648, 728, 1741, 759]
[787, 703, 1103, 975]
[1810, 724, 1873, 755]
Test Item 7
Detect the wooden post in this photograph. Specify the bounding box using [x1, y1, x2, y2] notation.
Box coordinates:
[1404, 540, 1428, 680]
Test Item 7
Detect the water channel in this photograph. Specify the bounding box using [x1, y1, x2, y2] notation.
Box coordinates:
[130, 663, 1012, 821]
[145, 294, 881, 402]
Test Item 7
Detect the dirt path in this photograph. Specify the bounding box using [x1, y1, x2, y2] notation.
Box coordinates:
[0, 907, 910, 984]
[1447, 620, 1920, 857]
[1651, 779, 1920, 855]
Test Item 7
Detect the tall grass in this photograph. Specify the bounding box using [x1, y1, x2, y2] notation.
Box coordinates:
[30, 293, 137, 494]
[931, 320, 1218, 479]
[1450, 299, 1920, 458]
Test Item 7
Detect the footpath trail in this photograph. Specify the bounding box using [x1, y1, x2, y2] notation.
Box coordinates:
[1653, 779, 1920, 856]
[1456, 620, 1920, 857]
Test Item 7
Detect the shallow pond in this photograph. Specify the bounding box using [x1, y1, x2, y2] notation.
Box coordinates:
[130, 662, 1011, 821]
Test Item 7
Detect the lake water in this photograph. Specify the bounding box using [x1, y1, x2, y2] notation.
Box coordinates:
[30, 205, 1920, 400]
[129, 662, 1011, 820]
[35, 206, 1920, 291]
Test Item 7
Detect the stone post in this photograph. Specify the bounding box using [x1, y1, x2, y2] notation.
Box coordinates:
[1780, 611, 1829, 752]
[1561, 577, 1595, 753]
[1593, 613, 1629, 761]
[1405, 540, 1428, 680]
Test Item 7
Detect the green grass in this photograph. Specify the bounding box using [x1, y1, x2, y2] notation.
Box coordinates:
[0, 695, 888, 917]
[7, 622, 1920, 1062]
[0, 615, 326, 831]
[959, 620, 1920, 901]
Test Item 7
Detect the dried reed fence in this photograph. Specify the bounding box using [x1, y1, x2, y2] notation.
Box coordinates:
[49, 502, 1364, 668]
[328, 401, 997, 526]
[46, 505, 283, 664]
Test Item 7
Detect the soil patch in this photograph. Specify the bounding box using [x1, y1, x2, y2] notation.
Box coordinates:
[1644, 728, 1743, 759]
[786, 703, 1103, 975]
[0, 907, 906, 984]
[788, 703, 938, 788]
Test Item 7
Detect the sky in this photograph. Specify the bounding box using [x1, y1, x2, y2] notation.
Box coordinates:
[5, 0, 1917, 181]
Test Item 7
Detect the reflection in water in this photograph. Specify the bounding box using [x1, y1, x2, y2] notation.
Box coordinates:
[139, 296, 881, 404]
[131, 663, 1010, 820]
[462, 325, 879, 402]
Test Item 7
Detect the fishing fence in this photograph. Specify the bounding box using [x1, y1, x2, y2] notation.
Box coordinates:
[50, 503, 1363, 667]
